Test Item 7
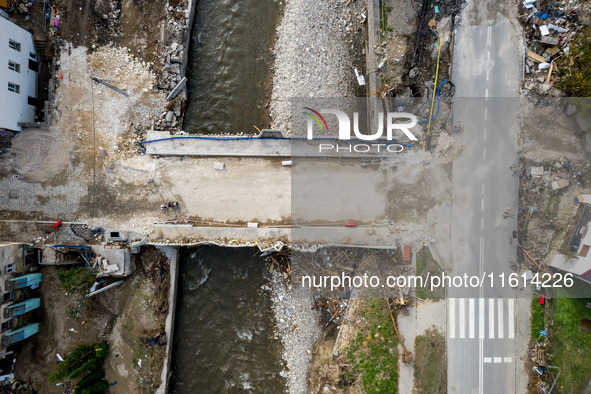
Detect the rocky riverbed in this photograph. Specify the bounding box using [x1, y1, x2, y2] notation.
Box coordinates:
[270, 0, 367, 135]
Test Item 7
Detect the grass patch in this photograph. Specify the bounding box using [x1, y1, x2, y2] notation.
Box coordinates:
[414, 328, 446, 394]
[545, 191, 561, 220]
[56, 266, 94, 295]
[547, 298, 591, 392]
[416, 247, 444, 299]
[379, 2, 393, 33]
[347, 299, 399, 393]
[530, 296, 545, 343]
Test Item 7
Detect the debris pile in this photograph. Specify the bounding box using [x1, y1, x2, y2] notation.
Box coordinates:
[528, 342, 550, 390]
[520, 0, 591, 95]
[517, 153, 590, 271]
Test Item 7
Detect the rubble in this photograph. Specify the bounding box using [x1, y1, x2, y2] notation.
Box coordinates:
[519, 0, 591, 96]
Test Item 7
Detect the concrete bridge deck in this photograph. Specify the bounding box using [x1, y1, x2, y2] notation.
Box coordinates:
[143, 131, 411, 158]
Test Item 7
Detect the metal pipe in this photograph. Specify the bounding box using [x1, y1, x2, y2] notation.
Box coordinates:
[548, 365, 561, 393]
[85, 280, 124, 298]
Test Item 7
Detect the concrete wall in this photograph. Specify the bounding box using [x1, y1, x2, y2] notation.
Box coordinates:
[0, 17, 37, 132]
[181, 0, 197, 78]
[155, 246, 179, 394]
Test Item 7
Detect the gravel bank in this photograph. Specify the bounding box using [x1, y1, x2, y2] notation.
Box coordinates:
[270, 0, 364, 135]
[269, 273, 321, 394]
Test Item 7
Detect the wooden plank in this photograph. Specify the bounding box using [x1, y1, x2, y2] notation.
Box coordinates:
[546, 62, 554, 83]
[528, 50, 546, 63]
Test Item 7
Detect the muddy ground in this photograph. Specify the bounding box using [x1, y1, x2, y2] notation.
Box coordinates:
[14, 246, 169, 393]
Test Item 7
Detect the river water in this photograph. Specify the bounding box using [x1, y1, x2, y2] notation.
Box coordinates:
[182, 0, 281, 134]
[169, 246, 285, 393]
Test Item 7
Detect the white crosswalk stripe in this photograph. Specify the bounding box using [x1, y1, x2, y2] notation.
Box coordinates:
[447, 298, 516, 340]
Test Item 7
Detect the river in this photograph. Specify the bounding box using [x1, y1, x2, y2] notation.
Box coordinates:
[182, 0, 281, 134]
[169, 246, 285, 393]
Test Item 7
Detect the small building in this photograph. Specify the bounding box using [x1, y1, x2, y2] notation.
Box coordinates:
[550, 196, 591, 282]
[0, 243, 42, 354]
[0, 16, 39, 133]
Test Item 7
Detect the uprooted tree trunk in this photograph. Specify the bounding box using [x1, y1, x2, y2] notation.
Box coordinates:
[384, 297, 413, 364]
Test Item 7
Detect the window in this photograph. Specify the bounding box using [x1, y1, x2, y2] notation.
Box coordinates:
[580, 245, 590, 258]
[8, 61, 20, 73]
[29, 52, 37, 60]
[8, 39, 20, 52]
[28, 59, 39, 72]
[0, 320, 11, 332]
[4, 264, 15, 274]
[7, 83, 20, 94]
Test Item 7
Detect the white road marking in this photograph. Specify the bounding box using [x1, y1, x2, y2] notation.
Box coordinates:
[484, 357, 492, 363]
[498, 299, 504, 339]
[508, 298, 515, 339]
[487, 26, 492, 47]
[485, 88, 489, 98]
[450, 297, 455, 338]
[487, 50, 490, 60]
[479, 298, 485, 339]
[480, 217, 484, 230]
[483, 147, 486, 160]
[486, 69, 489, 81]
[503, 357, 512, 363]
[469, 298, 475, 338]
[494, 357, 502, 363]
[481, 198, 485, 212]
[459, 298, 466, 339]
[479, 338, 484, 393]
[489, 299, 494, 338]
[484, 108, 488, 121]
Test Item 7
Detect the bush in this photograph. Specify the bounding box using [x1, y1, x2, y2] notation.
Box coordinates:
[557, 31, 591, 97]
[56, 267, 95, 295]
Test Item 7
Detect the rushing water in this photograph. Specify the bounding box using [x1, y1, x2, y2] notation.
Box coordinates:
[183, 0, 281, 134]
[169, 246, 285, 393]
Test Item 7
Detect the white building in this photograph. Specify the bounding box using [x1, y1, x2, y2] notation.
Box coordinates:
[0, 17, 38, 133]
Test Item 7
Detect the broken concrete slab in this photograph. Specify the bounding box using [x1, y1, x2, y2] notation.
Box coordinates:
[531, 165, 544, 177]
[550, 178, 569, 190]
[540, 36, 559, 46]
[166, 76, 187, 101]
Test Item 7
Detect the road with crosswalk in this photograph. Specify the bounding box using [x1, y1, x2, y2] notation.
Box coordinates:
[447, 0, 524, 392]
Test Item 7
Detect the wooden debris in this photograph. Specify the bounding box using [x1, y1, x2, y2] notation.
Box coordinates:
[546, 62, 554, 83]
[528, 50, 546, 63]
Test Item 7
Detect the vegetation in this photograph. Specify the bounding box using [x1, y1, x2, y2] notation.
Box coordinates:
[414, 328, 446, 393]
[56, 267, 94, 295]
[347, 299, 398, 393]
[545, 191, 561, 220]
[416, 247, 444, 299]
[379, 1, 393, 33]
[530, 296, 545, 342]
[49, 342, 109, 394]
[545, 298, 591, 392]
[557, 30, 591, 97]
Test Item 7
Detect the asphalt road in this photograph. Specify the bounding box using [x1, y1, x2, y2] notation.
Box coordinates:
[448, 2, 522, 393]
